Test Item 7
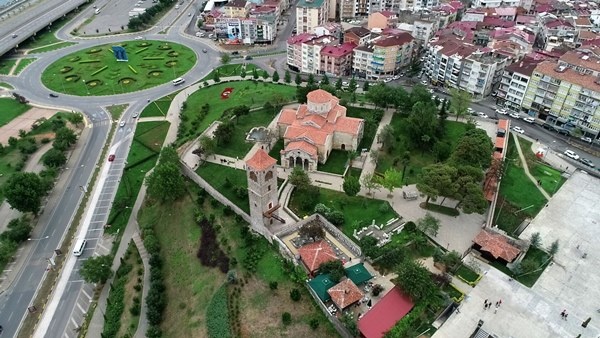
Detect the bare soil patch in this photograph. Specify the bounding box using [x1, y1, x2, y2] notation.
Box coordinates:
[0, 107, 57, 144]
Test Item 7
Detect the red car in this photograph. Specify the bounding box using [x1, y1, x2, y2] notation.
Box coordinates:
[108, 154, 115, 162]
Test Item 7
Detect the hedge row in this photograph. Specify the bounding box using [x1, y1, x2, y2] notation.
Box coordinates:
[102, 259, 133, 338]
[128, 65, 138, 74]
[91, 66, 108, 76]
[141, 217, 165, 337]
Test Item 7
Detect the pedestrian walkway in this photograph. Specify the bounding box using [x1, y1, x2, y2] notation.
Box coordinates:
[359, 108, 393, 183]
[512, 134, 551, 200]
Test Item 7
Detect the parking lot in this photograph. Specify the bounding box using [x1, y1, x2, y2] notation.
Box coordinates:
[78, 0, 155, 35]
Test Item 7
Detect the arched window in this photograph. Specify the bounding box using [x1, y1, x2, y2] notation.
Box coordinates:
[265, 171, 273, 180]
[249, 171, 258, 182]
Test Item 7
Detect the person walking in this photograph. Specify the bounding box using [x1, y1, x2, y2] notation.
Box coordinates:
[560, 310, 566, 319]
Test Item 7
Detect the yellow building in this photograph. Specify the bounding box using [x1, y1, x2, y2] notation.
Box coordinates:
[223, 0, 248, 18]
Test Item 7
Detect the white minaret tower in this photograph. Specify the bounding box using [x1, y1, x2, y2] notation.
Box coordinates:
[245, 149, 282, 238]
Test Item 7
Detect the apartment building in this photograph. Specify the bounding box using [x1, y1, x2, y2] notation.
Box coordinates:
[222, 0, 248, 18]
[522, 48, 600, 139]
[459, 50, 509, 97]
[471, 0, 520, 8]
[341, 0, 370, 18]
[353, 32, 415, 79]
[413, 20, 437, 47]
[296, 0, 330, 34]
[320, 43, 357, 76]
[344, 27, 372, 45]
[537, 15, 578, 52]
[367, 11, 397, 30]
[287, 34, 356, 76]
[214, 17, 276, 44]
[287, 33, 318, 70]
[496, 58, 542, 113]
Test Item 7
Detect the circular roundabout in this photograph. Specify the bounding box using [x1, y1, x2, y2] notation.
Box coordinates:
[42, 40, 197, 96]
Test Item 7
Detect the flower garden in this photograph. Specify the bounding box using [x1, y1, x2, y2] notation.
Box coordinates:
[41, 40, 197, 96]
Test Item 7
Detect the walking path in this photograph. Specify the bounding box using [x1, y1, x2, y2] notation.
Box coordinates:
[512, 133, 551, 200]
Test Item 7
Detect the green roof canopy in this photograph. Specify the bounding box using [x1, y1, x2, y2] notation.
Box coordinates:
[345, 263, 373, 285]
[308, 274, 335, 301]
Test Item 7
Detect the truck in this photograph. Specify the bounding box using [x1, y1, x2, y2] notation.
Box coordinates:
[128, 7, 146, 17]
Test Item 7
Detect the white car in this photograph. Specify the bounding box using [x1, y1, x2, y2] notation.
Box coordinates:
[512, 126, 525, 134]
[496, 109, 507, 115]
[132, 112, 139, 118]
[477, 112, 488, 118]
[580, 136, 592, 143]
[509, 112, 520, 119]
[523, 117, 535, 124]
[383, 78, 392, 83]
[564, 150, 579, 160]
[119, 121, 126, 127]
[421, 80, 428, 85]
[342, 81, 349, 86]
[134, 36, 144, 40]
[196, 32, 205, 37]
[392, 75, 400, 80]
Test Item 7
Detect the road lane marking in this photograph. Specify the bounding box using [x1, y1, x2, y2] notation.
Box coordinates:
[76, 302, 85, 312]
[82, 289, 92, 300]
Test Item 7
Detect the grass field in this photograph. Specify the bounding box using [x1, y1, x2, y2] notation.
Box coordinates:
[0, 98, 31, 127]
[105, 121, 170, 234]
[289, 187, 398, 238]
[202, 64, 264, 81]
[195, 162, 249, 213]
[0, 82, 13, 89]
[455, 265, 480, 283]
[215, 108, 276, 158]
[178, 81, 295, 143]
[376, 117, 470, 185]
[138, 183, 337, 337]
[0, 59, 17, 75]
[141, 92, 179, 117]
[517, 137, 566, 196]
[29, 42, 77, 54]
[41, 40, 197, 96]
[13, 58, 36, 75]
[318, 150, 348, 174]
[106, 104, 129, 120]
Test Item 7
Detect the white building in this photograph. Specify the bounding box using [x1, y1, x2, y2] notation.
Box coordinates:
[296, 0, 330, 34]
[496, 58, 541, 113]
[413, 20, 437, 47]
[470, 0, 520, 8]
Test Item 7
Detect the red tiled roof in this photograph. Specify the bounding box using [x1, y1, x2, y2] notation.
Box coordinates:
[346, 26, 371, 37]
[374, 32, 413, 47]
[358, 287, 414, 338]
[281, 140, 318, 158]
[307, 89, 334, 104]
[545, 19, 573, 29]
[431, 36, 477, 58]
[245, 149, 276, 170]
[481, 17, 515, 28]
[298, 240, 338, 273]
[495, 137, 505, 149]
[321, 42, 356, 57]
[278, 108, 297, 125]
[287, 33, 315, 45]
[474, 230, 521, 262]
[327, 279, 363, 310]
[284, 126, 330, 145]
[378, 10, 396, 18]
[498, 119, 508, 130]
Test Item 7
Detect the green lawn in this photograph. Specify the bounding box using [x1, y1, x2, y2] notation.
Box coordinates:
[29, 42, 77, 54]
[41, 40, 197, 96]
[348, 167, 362, 178]
[178, 81, 295, 144]
[106, 104, 129, 120]
[13, 58, 36, 75]
[488, 247, 550, 287]
[318, 150, 348, 174]
[0, 98, 31, 127]
[0, 59, 17, 75]
[106, 121, 170, 234]
[455, 264, 479, 283]
[518, 138, 566, 196]
[0, 82, 13, 89]
[202, 64, 264, 81]
[288, 187, 398, 238]
[376, 117, 470, 185]
[27, 112, 74, 136]
[141, 92, 179, 117]
[195, 162, 250, 213]
[268, 139, 284, 164]
[215, 108, 275, 158]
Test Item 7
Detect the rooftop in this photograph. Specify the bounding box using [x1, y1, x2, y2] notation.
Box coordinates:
[344, 263, 373, 285]
[373, 32, 413, 47]
[225, 0, 247, 8]
[535, 60, 600, 91]
[287, 32, 315, 45]
[473, 230, 521, 262]
[297, 0, 325, 8]
[308, 273, 335, 301]
[298, 240, 338, 273]
[559, 46, 600, 73]
[346, 26, 371, 38]
[307, 89, 334, 104]
[358, 287, 414, 338]
[505, 57, 542, 76]
[245, 149, 276, 171]
[431, 36, 478, 58]
[321, 42, 357, 57]
[327, 278, 363, 310]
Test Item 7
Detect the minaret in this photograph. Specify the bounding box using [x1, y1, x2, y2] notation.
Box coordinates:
[245, 149, 280, 238]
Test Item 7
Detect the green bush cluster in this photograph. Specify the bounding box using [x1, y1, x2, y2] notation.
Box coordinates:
[206, 284, 232, 338]
[102, 260, 133, 338]
[140, 216, 166, 337]
[0, 217, 32, 270]
[313, 203, 344, 226]
[228, 286, 242, 336]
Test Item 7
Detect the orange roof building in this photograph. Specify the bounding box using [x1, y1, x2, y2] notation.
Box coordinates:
[327, 278, 364, 310]
[473, 230, 521, 263]
[277, 89, 364, 171]
[298, 240, 338, 274]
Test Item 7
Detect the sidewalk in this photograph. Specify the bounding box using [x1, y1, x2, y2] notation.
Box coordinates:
[512, 134, 551, 200]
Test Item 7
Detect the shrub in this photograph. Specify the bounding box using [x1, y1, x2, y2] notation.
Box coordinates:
[269, 281, 278, 290]
[309, 318, 320, 330]
[290, 288, 301, 301]
[404, 221, 416, 232]
[282, 312, 292, 326]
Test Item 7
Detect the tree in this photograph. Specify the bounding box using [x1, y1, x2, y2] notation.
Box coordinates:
[361, 173, 381, 196]
[407, 102, 439, 150]
[318, 260, 345, 283]
[252, 68, 259, 79]
[379, 168, 402, 194]
[294, 73, 302, 85]
[220, 53, 231, 64]
[548, 240, 559, 256]
[262, 70, 269, 79]
[298, 222, 325, 240]
[290, 288, 301, 301]
[530, 232, 541, 248]
[400, 151, 411, 183]
[378, 125, 396, 152]
[416, 164, 457, 205]
[240, 68, 247, 78]
[68, 113, 84, 126]
[307, 73, 315, 85]
[213, 121, 234, 145]
[363, 80, 370, 92]
[321, 74, 330, 85]
[272, 70, 280, 82]
[450, 128, 493, 169]
[79, 254, 113, 284]
[335, 77, 343, 91]
[343, 175, 361, 196]
[42, 148, 67, 168]
[54, 127, 77, 149]
[366, 83, 391, 108]
[146, 147, 186, 203]
[198, 135, 216, 158]
[394, 259, 437, 301]
[369, 149, 379, 165]
[3, 217, 32, 243]
[4, 172, 47, 214]
[449, 88, 472, 121]
[288, 167, 311, 190]
[455, 182, 487, 214]
[417, 213, 440, 237]
[282, 312, 292, 325]
[284, 70, 291, 83]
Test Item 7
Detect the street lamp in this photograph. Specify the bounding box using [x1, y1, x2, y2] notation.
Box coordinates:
[28, 236, 50, 241]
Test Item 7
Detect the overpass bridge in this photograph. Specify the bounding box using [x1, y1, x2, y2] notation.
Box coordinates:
[0, 0, 88, 57]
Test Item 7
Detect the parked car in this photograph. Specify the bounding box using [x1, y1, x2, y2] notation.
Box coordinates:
[231, 51, 239, 55]
[244, 55, 252, 60]
[564, 150, 579, 160]
[392, 75, 400, 80]
[196, 32, 205, 37]
[108, 154, 116, 162]
[512, 126, 525, 134]
[477, 112, 488, 118]
[523, 117, 535, 124]
[383, 78, 392, 83]
[580, 136, 593, 143]
[496, 108, 508, 115]
[509, 112, 520, 119]
[49, 93, 58, 98]
[579, 158, 595, 168]
[342, 81, 349, 86]
[12, 34, 18, 38]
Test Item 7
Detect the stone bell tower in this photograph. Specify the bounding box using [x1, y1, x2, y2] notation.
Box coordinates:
[245, 149, 284, 238]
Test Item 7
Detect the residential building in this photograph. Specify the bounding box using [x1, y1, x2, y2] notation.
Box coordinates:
[353, 32, 415, 79]
[222, 0, 248, 17]
[341, 0, 371, 18]
[537, 15, 578, 51]
[296, 0, 329, 34]
[320, 42, 357, 76]
[413, 20, 437, 47]
[277, 89, 364, 170]
[214, 17, 276, 44]
[471, 0, 519, 8]
[287, 33, 354, 76]
[459, 50, 509, 97]
[287, 33, 318, 71]
[368, 11, 398, 30]
[314, 22, 342, 38]
[344, 26, 372, 45]
[522, 48, 600, 139]
[496, 58, 542, 113]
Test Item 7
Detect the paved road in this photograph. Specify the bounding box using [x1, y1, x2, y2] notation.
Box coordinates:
[0, 0, 87, 57]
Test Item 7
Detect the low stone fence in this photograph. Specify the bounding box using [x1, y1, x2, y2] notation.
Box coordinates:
[179, 161, 251, 224]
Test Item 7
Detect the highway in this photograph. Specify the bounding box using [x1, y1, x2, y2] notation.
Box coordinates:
[0, 0, 87, 57]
